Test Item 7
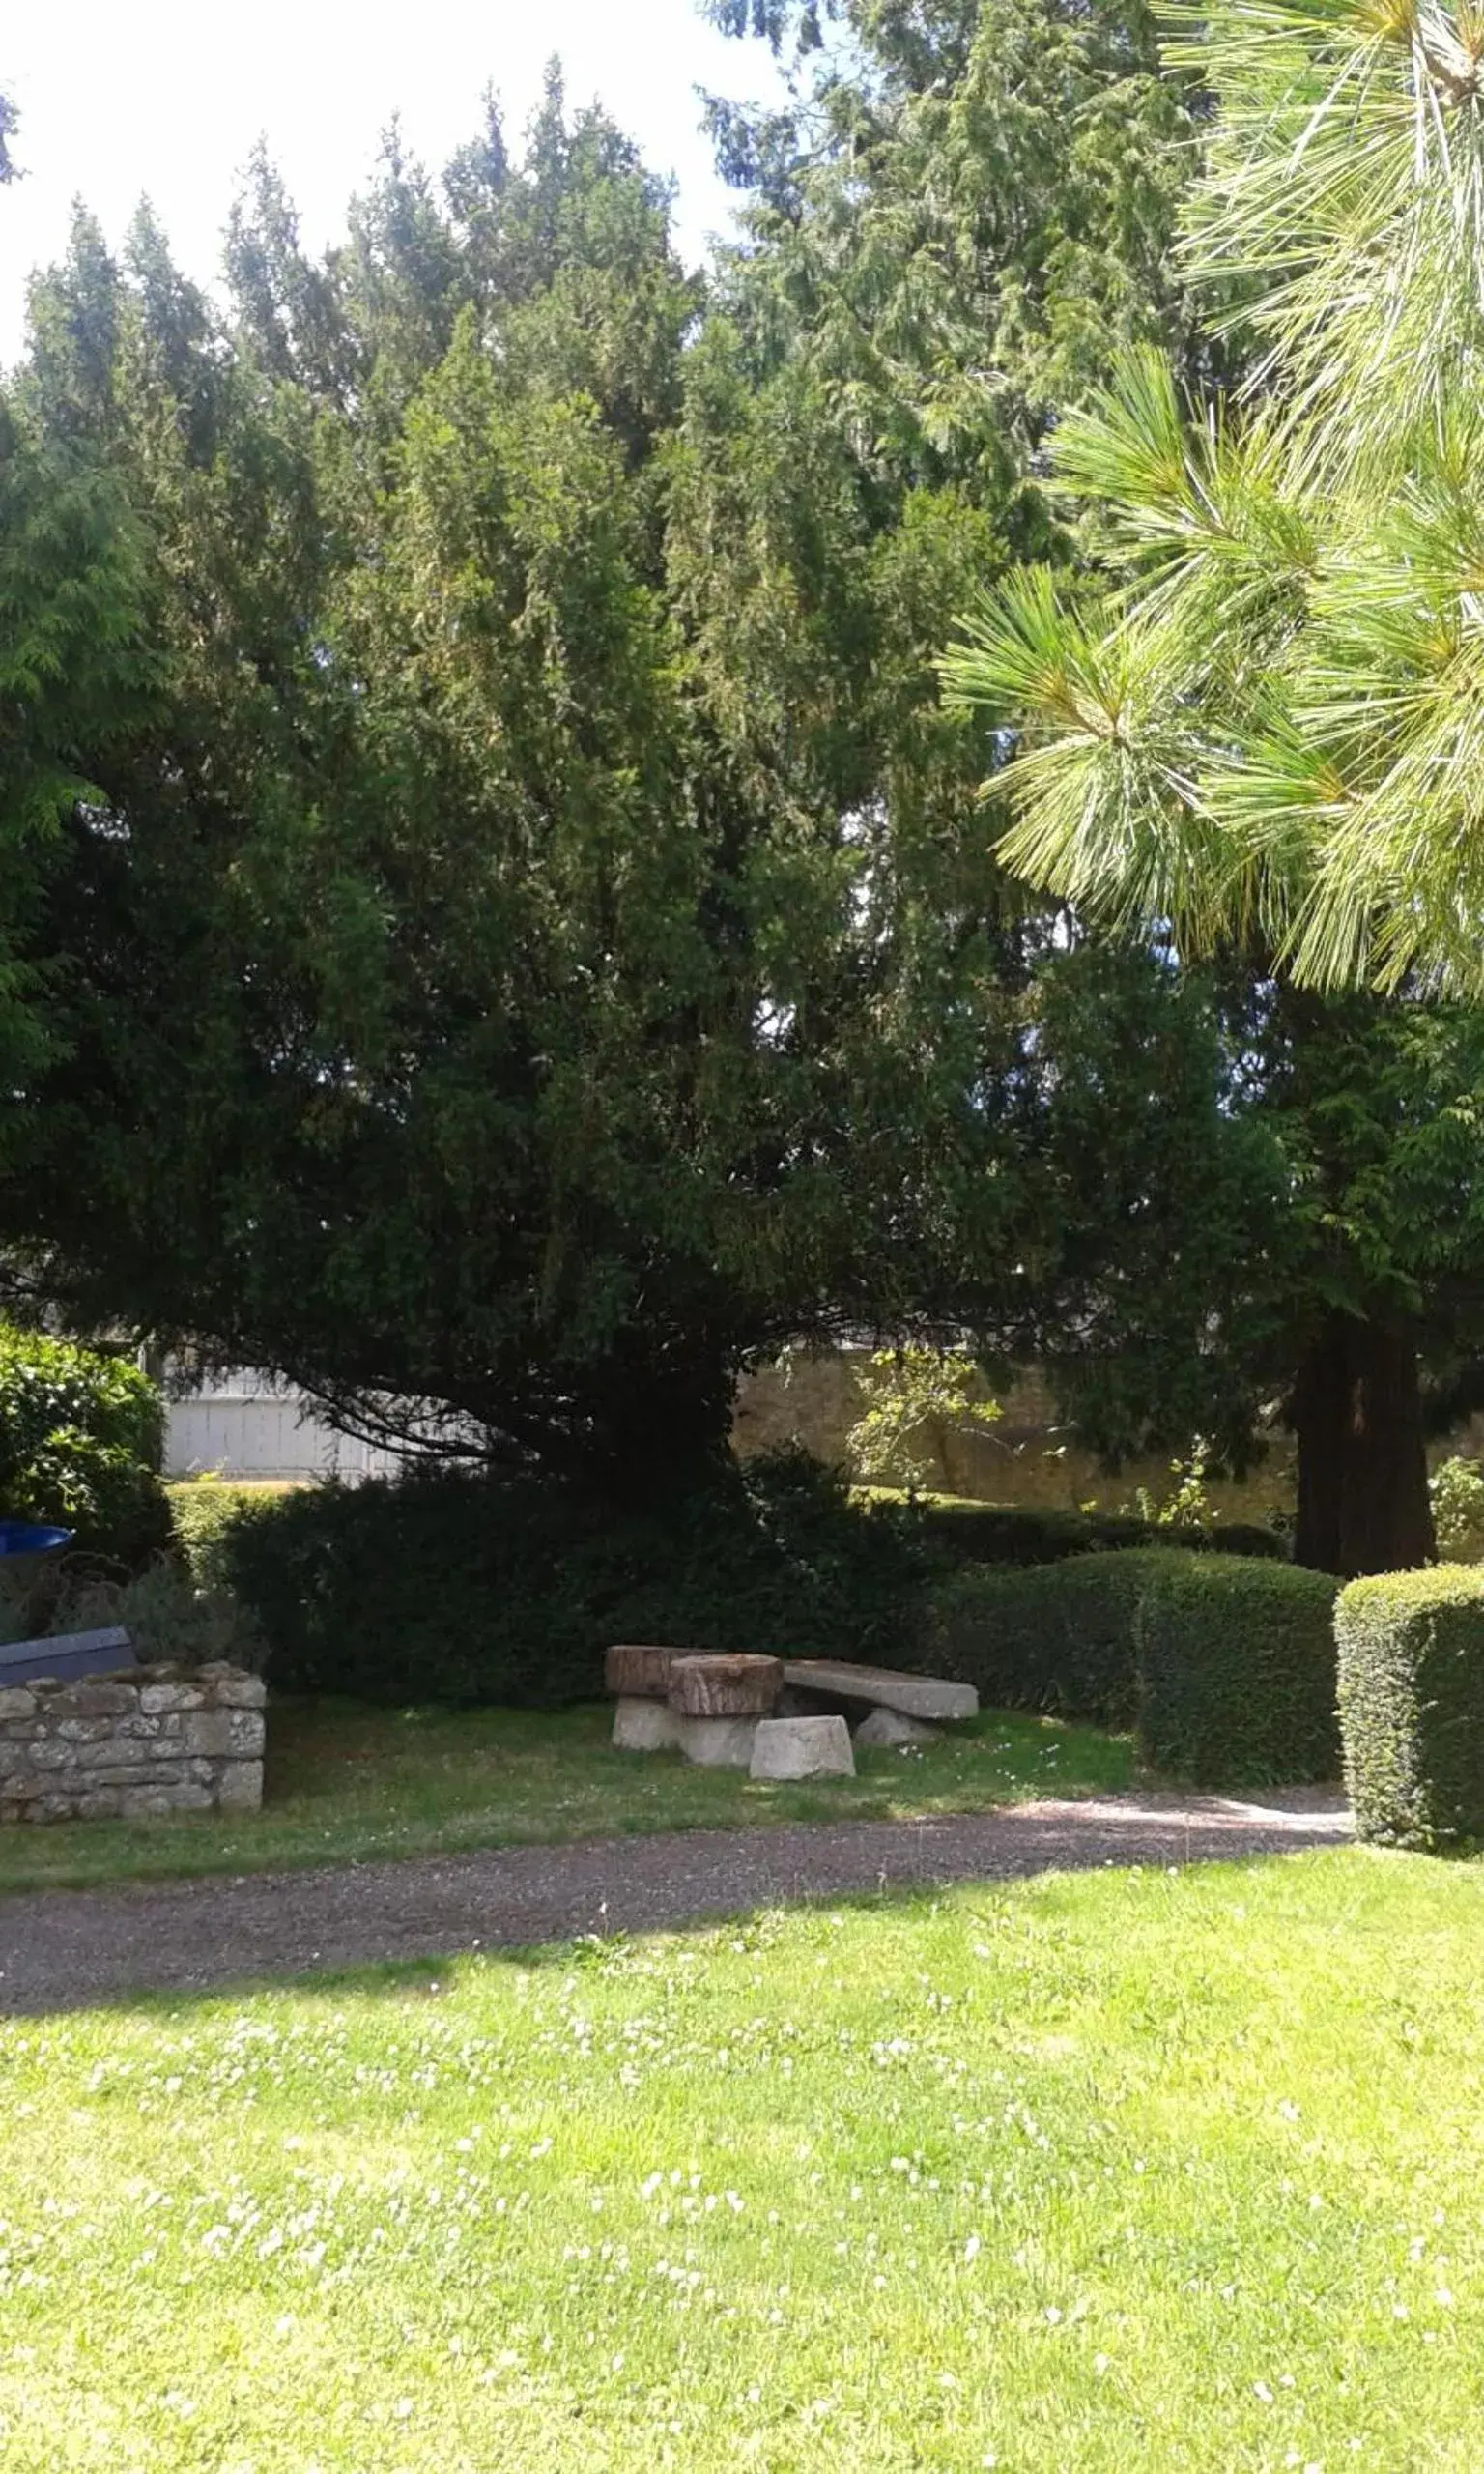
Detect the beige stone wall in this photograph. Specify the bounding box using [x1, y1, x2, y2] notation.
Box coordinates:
[0, 1660, 265, 1825]
[732, 1349, 1296, 1526]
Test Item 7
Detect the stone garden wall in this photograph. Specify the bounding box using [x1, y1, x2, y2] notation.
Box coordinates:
[0, 1661, 265, 1824]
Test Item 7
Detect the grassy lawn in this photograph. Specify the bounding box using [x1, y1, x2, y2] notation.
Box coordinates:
[0, 1699, 1134, 1895]
[3, 1848, 1482, 2468]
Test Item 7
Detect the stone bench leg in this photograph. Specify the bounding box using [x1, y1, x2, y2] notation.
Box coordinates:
[613, 1698, 682, 1752]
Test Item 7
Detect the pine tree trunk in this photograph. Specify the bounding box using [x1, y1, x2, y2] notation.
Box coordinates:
[1292, 1312, 1435, 1576]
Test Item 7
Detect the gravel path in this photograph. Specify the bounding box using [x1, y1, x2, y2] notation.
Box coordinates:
[0, 1790, 1352, 2016]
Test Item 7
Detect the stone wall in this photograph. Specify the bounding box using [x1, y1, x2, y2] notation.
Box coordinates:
[731, 1348, 1298, 1524]
[733, 1350, 1484, 1523]
[0, 1661, 266, 1825]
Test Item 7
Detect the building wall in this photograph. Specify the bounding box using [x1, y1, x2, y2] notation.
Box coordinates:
[164, 1373, 406, 1482]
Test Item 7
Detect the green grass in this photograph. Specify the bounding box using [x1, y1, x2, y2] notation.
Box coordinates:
[0, 1699, 1134, 1895]
[4, 1849, 1483, 2467]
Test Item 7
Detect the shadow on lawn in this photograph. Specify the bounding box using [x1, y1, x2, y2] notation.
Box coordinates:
[0, 1786, 1350, 2022]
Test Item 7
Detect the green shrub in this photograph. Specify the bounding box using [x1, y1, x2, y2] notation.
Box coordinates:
[1335, 1566, 1484, 1850]
[862, 1491, 1155, 1566]
[912, 1550, 1167, 1724]
[916, 1549, 1338, 1784]
[1207, 1522, 1291, 1562]
[861, 1488, 1287, 1569]
[169, 1479, 292, 1587]
[1135, 1555, 1340, 1789]
[0, 1326, 171, 1568]
[1429, 1456, 1484, 1563]
[0, 1553, 266, 1673]
[196, 1450, 928, 1708]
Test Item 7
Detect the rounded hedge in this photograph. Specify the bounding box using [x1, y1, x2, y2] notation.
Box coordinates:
[911, 1550, 1167, 1726]
[915, 1547, 1339, 1789]
[1336, 1565, 1484, 1851]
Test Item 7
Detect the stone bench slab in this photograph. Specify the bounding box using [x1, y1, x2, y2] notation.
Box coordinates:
[782, 1659, 978, 1723]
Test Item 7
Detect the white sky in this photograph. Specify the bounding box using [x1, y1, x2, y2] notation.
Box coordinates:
[0, 0, 787, 366]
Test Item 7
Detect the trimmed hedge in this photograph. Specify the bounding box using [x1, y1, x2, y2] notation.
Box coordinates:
[912, 1550, 1164, 1725]
[1336, 1566, 1484, 1850]
[859, 1488, 1287, 1568]
[1135, 1555, 1340, 1789]
[169, 1479, 294, 1586]
[181, 1452, 929, 1709]
[913, 1547, 1340, 1787]
[0, 1325, 172, 1568]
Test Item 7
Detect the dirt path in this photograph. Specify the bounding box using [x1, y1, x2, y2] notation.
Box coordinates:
[0, 1790, 1352, 2016]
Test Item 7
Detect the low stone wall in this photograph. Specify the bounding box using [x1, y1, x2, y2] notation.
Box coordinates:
[0, 1661, 266, 1824]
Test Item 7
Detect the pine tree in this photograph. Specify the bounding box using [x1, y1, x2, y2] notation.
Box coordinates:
[944, 0, 1484, 1570]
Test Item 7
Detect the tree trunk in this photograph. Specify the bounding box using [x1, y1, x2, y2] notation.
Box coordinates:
[1292, 1312, 1435, 1576]
[585, 1333, 741, 1506]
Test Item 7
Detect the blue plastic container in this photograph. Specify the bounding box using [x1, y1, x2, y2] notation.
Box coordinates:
[0, 1521, 73, 1557]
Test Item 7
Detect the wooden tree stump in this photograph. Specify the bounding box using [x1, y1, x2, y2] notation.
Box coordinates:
[667, 1654, 784, 1718]
[604, 1644, 685, 1701]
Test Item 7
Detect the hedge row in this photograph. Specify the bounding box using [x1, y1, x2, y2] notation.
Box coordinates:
[916, 1549, 1340, 1787]
[169, 1458, 1333, 1789]
[859, 1487, 1286, 1568]
[914, 1553, 1156, 1727]
[172, 1453, 929, 1709]
[1136, 1555, 1340, 1789]
[1336, 1567, 1484, 1851]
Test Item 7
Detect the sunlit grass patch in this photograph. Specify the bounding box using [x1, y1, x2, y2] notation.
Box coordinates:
[2, 1849, 1483, 2467]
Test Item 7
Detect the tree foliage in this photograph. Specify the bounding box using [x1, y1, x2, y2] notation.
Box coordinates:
[0, 91, 1005, 1486]
[947, 0, 1484, 996]
[13, 17, 1477, 1567]
[0, 43, 1265, 1495]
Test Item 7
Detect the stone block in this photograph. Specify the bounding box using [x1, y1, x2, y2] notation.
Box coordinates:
[781, 1659, 978, 1723]
[74, 1735, 157, 1769]
[82, 1762, 194, 1790]
[668, 1654, 784, 1719]
[55, 1717, 117, 1744]
[675, 1714, 760, 1769]
[853, 1708, 942, 1749]
[139, 1681, 206, 1714]
[216, 1760, 264, 1811]
[209, 1670, 267, 1710]
[74, 1790, 125, 1820]
[0, 1688, 36, 1721]
[55, 1682, 139, 1717]
[612, 1697, 683, 1752]
[178, 1708, 265, 1759]
[750, 1716, 855, 1781]
[196, 1661, 267, 1705]
[604, 1644, 683, 1701]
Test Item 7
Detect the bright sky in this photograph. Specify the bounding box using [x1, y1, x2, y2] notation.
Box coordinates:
[0, 0, 787, 366]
